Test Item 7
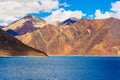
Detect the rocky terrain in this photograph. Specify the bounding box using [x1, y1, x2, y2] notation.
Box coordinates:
[3, 16, 120, 56]
[0, 29, 47, 56]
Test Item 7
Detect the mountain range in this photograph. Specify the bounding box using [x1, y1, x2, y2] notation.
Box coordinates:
[1, 16, 120, 56]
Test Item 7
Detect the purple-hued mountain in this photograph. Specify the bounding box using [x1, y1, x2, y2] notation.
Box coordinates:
[59, 17, 79, 26]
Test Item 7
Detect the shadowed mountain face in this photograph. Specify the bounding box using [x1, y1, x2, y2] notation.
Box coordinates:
[6, 29, 18, 36]
[0, 29, 47, 56]
[14, 21, 36, 35]
[16, 17, 120, 56]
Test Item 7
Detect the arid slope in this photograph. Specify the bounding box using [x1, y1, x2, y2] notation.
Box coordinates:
[14, 18, 120, 56]
[0, 29, 47, 56]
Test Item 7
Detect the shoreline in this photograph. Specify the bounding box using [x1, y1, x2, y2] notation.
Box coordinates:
[1, 55, 120, 58]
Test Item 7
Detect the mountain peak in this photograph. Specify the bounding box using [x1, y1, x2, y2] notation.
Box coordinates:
[69, 17, 79, 21]
[23, 15, 45, 21]
[23, 15, 33, 19]
[59, 17, 79, 26]
[105, 17, 120, 21]
[3, 15, 47, 36]
[108, 17, 118, 19]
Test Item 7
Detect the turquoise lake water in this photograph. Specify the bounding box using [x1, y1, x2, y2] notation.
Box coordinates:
[0, 56, 120, 80]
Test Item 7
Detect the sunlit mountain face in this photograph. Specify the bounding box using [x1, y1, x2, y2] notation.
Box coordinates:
[3, 15, 119, 56]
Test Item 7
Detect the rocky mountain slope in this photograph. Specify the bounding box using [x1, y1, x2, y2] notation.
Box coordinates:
[16, 24, 59, 53]
[3, 16, 46, 36]
[16, 17, 120, 56]
[0, 29, 47, 56]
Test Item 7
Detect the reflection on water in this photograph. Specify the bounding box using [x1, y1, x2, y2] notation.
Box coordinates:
[0, 57, 120, 80]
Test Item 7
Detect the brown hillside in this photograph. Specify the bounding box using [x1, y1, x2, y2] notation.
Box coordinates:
[0, 29, 47, 56]
[16, 18, 120, 56]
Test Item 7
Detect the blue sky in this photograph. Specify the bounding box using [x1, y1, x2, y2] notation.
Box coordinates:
[63, 0, 116, 14]
[30, 0, 119, 19]
[0, 0, 120, 25]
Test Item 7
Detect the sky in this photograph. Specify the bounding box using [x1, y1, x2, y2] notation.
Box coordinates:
[0, 0, 120, 26]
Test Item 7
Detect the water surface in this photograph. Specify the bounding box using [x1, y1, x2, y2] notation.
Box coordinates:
[0, 57, 120, 80]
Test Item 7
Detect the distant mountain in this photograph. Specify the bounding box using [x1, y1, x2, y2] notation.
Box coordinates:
[16, 17, 120, 56]
[59, 17, 79, 26]
[0, 29, 47, 56]
[0, 26, 5, 28]
[3, 16, 46, 36]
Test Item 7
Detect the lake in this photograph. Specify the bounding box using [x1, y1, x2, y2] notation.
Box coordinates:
[0, 56, 120, 80]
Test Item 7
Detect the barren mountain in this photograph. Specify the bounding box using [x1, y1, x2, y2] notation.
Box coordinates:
[3, 16, 46, 36]
[16, 24, 59, 53]
[0, 26, 5, 28]
[59, 17, 79, 26]
[0, 29, 47, 56]
[16, 17, 120, 56]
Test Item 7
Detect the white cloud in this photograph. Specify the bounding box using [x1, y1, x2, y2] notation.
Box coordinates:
[95, 10, 111, 19]
[0, 0, 59, 25]
[38, 0, 59, 12]
[95, 1, 120, 19]
[60, 2, 70, 7]
[44, 8, 86, 22]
